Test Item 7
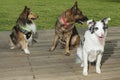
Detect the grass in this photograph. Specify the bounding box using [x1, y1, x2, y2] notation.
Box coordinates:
[0, 0, 120, 30]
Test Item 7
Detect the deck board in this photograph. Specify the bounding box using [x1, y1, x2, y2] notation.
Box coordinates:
[0, 27, 120, 80]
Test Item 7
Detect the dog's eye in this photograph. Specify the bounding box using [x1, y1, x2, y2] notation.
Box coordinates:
[30, 13, 32, 15]
[94, 27, 98, 30]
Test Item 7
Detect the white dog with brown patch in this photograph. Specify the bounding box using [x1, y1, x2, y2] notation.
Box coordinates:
[76, 18, 111, 76]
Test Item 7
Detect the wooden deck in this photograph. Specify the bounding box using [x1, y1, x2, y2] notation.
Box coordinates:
[0, 27, 120, 80]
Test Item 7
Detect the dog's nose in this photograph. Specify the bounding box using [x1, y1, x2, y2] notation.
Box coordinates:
[37, 16, 39, 18]
[84, 16, 88, 21]
[101, 34, 104, 37]
[82, 16, 88, 21]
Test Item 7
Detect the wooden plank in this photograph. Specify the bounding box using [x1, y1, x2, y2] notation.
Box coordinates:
[0, 27, 120, 80]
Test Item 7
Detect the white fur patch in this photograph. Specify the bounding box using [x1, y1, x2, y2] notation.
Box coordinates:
[26, 22, 36, 34]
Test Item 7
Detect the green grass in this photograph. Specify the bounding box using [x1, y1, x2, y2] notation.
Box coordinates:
[0, 0, 120, 30]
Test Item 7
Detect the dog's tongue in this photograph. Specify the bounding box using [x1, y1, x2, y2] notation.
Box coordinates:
[98, 36, 104, 44]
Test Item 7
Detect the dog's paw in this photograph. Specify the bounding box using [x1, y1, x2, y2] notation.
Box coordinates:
[83, 71, 88, 76]
[49, 48, 52, 51]
[83, 68, 88, 76]
[65, 53, 70, 56]
[49, 47, 55, 52]
[81, 63, 84, 67]
[24, 49, 30, 54]
[10, 46, 15, 49]
[25, 52, 30, 54]
[96, 68, 101, 74]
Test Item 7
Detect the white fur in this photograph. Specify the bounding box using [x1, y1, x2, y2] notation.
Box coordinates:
[26, 22, 37, 34]
[23, 34, 32, 54]
[76, 18, 110, 76]
[24, 48, 30, 54]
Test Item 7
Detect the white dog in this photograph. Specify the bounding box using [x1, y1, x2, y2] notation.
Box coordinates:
[76, 18, 111, 76]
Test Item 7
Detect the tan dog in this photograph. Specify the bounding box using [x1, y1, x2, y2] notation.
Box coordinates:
[9, 6, 38, 54]
[49, 2, 88, 56]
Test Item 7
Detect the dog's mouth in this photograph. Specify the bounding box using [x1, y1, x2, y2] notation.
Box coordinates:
[77, 20, 84, 24]
[98, 34, 105, 40]
[97, 35, 105, 44]
[76, 17, 88, 24]
[31, 16, 39, 20]
[98, 36, 104, 38]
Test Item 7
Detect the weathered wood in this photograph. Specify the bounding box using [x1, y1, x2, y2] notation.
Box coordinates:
[0, 27, 120, 80]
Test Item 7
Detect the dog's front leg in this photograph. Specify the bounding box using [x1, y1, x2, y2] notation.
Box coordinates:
[20, 40, 30, 54]
[96, 54, 102, 74]
[83, 50, 88, 76]
[49, 34, 59, 51]
[65, 33, 71, 56]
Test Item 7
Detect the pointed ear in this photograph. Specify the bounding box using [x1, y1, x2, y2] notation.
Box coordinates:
[25, 6, 27, 9]
[87, 19, 95, 26]
[87, 20, 96, 33]
[102, 17, 111, 24]
[19, 6, 29, 19]
[87, 19, 96, 28]
[71, 1, 78, 13]
[21, 6, 27, 14]
[23, 6, 30, 14]
[24, 6, 27, 11]
[74, 1, 78, 8]
[23, 6, 30, 11]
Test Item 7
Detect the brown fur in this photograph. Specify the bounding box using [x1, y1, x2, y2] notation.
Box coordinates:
[49, 2, 88, 56]
[9, 6, 38, 54]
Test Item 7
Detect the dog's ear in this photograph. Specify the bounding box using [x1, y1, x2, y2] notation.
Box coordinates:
[23, 6, 30, 12]
[23, 6, 28, 12]
[87, 19, 95, 27]
[101, 17, 111, 24]
[18, 6, 30, 23]
[87, 20, 96, 33]
[25, 6, 27, 9]
[71, 1, 78, 14]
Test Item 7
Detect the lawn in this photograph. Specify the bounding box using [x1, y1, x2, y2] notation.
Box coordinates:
[0, 0, 120, 30]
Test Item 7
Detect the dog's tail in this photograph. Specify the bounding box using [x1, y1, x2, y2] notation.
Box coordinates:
[76, 48, 83, 63]
[75, 45, 83, 64]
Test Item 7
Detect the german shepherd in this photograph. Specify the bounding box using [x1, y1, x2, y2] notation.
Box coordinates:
[49, 2, 88, 56]
[9, 6, 38, 54]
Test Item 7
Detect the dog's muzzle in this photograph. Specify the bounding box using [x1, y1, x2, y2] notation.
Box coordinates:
[76, 16, 88, 24]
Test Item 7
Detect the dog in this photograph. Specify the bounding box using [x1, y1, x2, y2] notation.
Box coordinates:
[49, 1, 88, 56]
[76, 18, 111, 76]
[9, 6, 38, 54]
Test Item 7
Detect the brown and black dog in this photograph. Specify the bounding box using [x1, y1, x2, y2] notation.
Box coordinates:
[9, 6, 38, 54]
[49, 2, 88, 56]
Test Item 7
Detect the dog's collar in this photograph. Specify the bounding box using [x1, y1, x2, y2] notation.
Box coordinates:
[61, 16, 73, 29]
[18, 25, 32, 34]
[19, 26, 32, 39]
[21, 26, 31, 32]
[62, 16, 67, 26]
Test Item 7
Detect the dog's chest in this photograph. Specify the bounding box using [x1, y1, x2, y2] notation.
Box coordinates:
[58, 32, 69, 42]
[84, 31, 105, 51]
[26, 23, 36, 34]
[88, 50, 102, 62]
